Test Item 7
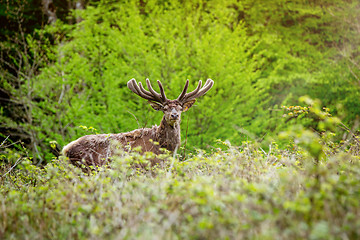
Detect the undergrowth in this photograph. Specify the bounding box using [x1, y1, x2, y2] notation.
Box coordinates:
[1, 99, 359, 239]
[1, 138, 359, 239]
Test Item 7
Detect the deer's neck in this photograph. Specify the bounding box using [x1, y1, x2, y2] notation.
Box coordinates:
[156, 116, 181, 152]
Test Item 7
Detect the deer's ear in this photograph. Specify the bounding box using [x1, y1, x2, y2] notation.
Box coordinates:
[183, 99, 196, 112]
[148, 101, 163, 111]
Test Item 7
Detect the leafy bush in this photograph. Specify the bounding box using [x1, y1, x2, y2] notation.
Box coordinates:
[1, 128, 359, 239]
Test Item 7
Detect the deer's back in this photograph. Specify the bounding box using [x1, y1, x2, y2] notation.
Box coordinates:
[62, 126, 162, 168]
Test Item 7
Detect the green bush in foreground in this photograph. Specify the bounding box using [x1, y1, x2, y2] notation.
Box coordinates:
[1, 133, 359, 239]
[1, 97, 359, 239]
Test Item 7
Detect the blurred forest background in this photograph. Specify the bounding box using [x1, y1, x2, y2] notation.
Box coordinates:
[1, 0, 360, 164]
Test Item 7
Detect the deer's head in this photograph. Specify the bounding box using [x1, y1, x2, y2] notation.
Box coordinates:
[127, 78, 214, 126]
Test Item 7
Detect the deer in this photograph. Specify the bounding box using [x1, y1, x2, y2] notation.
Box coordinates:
[62, 78, 214, 169]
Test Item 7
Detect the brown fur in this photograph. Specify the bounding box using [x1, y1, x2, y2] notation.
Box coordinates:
[62, 114, 180, 168]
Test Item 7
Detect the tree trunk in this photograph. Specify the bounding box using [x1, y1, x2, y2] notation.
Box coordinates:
[42, 0, 57, 24]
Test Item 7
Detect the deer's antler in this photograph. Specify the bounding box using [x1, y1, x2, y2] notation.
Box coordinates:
[177, 79, 214, 103]
[127, 78, 168, 103]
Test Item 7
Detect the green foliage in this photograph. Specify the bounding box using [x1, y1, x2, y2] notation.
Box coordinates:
[1, 0, 359, 160]
[32, 0, 264, 155]
[1, 1, 360, 238]
[1, 132, 360, 239]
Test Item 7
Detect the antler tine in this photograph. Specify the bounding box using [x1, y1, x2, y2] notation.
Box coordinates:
[157, 80, 167, 102]
[128, 79, 151, 100]
[181, 79, 214, 103]
[146, 79, 165, 102]
[185, 80, 202, 99]
[178, 80, 202, 103]
[127, 79, 162, 102]
[127, 78, 139, 95]
[138, 82, 155, 98]
[192, 79, 214, 98]
[177, 79, 189, 102]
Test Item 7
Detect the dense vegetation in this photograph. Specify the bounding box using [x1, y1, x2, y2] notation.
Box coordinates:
[1, 0, 360, 239]
[1, 0, 359, 161]
[1, 105, 360, 239]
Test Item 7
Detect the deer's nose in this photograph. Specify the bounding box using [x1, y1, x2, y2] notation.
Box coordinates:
[170, 108, 179, 119]
[171, 113, 179, 119]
